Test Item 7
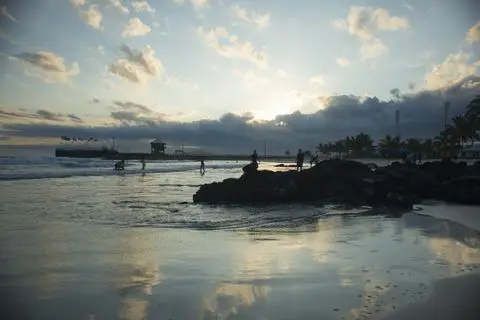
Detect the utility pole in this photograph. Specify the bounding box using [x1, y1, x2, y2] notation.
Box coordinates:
[444, 100, 450, 129]
[395, 109, 400, 139]
[264, 140, 267, 160]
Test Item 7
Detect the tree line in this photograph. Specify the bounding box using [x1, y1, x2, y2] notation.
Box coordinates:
[313, 95, 480, 158]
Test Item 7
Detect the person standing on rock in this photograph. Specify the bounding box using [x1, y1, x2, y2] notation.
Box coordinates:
[296, 149, 304, 171]
[251, 150, 259, 166]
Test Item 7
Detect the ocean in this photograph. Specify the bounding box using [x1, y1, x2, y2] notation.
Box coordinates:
[1, 156, 479, 320]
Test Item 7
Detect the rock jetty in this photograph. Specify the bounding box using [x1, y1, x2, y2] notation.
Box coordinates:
[193, 159, 480, 209]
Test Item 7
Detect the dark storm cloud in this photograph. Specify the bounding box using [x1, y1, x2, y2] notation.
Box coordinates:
[67, 114, 83, 123]
[0, 107, 83, 123]
[113, 101, 153, 114]
[1, 76, 479, 153]
[110, 100, 166, 126]
[36, 109, 61, 121]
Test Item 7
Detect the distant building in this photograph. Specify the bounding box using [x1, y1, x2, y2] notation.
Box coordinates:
[459, 143, 480, 159]
[150, 139, 167, 154]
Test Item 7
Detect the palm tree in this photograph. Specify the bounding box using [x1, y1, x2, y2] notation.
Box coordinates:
[378, 134, 403, 157]
[465, 95, 480, 119]
[449, 115, 477, 147]
[405, 138, 422, 153]
[421, 139, 434, 157]
[353, 132, 374, 156]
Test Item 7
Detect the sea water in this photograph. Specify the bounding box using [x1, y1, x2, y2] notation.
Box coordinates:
[0, 156, 479, 319]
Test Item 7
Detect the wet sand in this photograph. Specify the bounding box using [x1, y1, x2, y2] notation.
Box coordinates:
[382, 273, 480, 320]
[1, 210, 480, 319]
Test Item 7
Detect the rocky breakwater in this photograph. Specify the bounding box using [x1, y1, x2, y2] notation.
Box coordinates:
[193, 159, 480, 209]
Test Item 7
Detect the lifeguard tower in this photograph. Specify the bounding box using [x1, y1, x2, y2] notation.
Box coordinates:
[150, 139, 166, 154]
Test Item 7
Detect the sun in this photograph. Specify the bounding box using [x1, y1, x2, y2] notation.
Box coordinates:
[252, 92, 304, 120]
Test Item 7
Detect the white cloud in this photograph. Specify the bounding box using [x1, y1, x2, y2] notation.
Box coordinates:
[231, 4, 270, 29]
[424, 52, 479, 90]
[132, 0, 155, 13]
[165, 76, 199, 91]
[277, 69, 287, 78]
[197, 27, 268, 69]
[309, 75, 325, 86]
[335, 57, 351, 67]
[331, 19, 347, 30]
[233, 69, 269, 86]
[79, 5, 103, 29]
[109, 44, 163, 84]
[69, 0, 87, 8]
[465, 21, 480, 44]
[360, 38, 388, 60]
[107, 0, 129, 14]
[190, 0, 210, 8]
[333, 6, 408, 61]
[0, 6, 17, 22]
[403, 2, 414, 11]
[122, 17, 151, 37]
[10, 51, 79, 84]
[341, 6, 409, 40]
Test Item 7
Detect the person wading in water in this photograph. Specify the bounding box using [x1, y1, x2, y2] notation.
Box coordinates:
[200, 159, 206, 175]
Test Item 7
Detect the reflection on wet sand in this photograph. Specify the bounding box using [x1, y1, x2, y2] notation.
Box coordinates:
[202, 283, 269, 320]
[112, 229, 163, 320]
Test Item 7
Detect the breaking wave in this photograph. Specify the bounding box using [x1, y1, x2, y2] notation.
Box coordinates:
[0, 156, 245, 181]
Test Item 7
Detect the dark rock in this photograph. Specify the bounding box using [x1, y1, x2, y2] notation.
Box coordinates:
[441, 176, 480, 205]
[193, 159, 480, 208]
[242, 162, 258, 174]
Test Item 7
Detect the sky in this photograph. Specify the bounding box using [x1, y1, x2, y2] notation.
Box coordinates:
[0, 0, 479, 154]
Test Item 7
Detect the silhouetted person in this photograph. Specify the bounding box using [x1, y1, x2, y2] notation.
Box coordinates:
[200, 159, 205, 175]
[296, 149, 304, 171]
[251, 150, 259, 165]
[418, 153, 422, 164]
[141, 157, 146, 170]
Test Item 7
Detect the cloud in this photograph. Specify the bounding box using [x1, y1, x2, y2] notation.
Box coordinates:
[334, 6, 408, 60]
[113, 101, 153, 114]
[109, 44, 163, 84]
[0, 107, 83, 124]
[110, 100, 165, 126]
[360, 38, 389, 61]
[2, 78, 479, 153]
[0, 5, 18, 22]
[309, 75, 324, 86]
[10, 51, 80, 84]
[107, 0, 130, 14]
[233, 69, 269, 86]
[197, 27, 268, 69]
[131, 0, 155, 13]
[403, 2, 414, 11]
[90, 98, 100, 104]
[122, 17, 151, 37]
[70, 0, 87, 8]
[79, 5, 103, 29]
[190, 0, 210, 8]
[231, 4, 270, 29]
[335, 57, 351, 67]
[465, 21, 480, 44]
[277, 69, 287, 78]
[424, 52, 479, 90]
[173, 0, 185, 4]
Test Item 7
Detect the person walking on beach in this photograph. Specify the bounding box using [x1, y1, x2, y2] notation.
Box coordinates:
[141, 157, 146, 170]
[200, 159, 205, 175]
[296, 149, 304, 172]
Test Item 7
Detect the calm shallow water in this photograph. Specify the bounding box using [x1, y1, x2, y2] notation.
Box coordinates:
[1, 161, 480, 319]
